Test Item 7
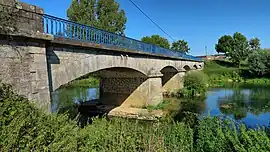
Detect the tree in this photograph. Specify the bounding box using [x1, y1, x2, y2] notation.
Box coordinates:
[215, 32, 249, 66]
[141, 35, 170, 49]
[229, 32, 250, 66]
[67, 0, 127, 35]
[249, 38, 261, 51]
[215, 35, 234, 54]
[248, 50, 270, 77]
[171, 40, 190, 53]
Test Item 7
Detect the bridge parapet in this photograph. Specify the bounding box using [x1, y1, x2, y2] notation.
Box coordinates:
[43, 14, 202, 61]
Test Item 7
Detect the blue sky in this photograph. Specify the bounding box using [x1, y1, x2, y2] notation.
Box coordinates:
[21, 0, 270, 56]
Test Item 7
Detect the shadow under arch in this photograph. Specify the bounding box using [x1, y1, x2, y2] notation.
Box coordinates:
[183, 65, 191, 71]
[160, 66, 178, 86]
[51, 66, 149, 126]
[193, 65, 198, 69]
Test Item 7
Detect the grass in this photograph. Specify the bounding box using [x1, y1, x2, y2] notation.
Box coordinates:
[204, 59, 270, 87]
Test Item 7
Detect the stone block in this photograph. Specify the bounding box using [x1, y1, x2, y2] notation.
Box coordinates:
[28, 46, 45, 54]
[33, 54, 46, 63]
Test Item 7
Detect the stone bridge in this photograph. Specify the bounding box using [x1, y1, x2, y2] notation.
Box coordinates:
[0, 1, 204, 112]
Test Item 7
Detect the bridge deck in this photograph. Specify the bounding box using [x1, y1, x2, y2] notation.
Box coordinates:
[43, 14, 202, 62]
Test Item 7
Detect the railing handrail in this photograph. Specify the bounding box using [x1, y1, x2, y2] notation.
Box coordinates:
[43, 14, 202, 61]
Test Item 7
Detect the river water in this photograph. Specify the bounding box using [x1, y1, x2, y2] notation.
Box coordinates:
[51, 84, 270, 128]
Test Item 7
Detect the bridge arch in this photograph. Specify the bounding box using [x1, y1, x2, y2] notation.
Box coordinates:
[193, 65, 198, 69]
[183, 65, 191, 71]
[160, 66, 178, 86]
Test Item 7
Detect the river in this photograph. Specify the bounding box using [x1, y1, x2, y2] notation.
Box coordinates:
[51, 84, 270, 128]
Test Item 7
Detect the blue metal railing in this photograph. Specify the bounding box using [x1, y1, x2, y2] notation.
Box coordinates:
[43, 14, 202, 61]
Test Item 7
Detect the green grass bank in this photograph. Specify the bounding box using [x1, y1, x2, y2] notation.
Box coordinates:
[203, 59, 270, 87]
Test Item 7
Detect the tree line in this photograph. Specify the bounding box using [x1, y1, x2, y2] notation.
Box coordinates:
[67, 0, 190, 53]
[216, 32, 269, 77]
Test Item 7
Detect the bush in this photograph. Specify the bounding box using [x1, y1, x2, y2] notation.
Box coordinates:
[1, 83, 269, 151]
[248, 50, 270, 77]
[196, 117, 270, 152]
[182, 71, 208, 96]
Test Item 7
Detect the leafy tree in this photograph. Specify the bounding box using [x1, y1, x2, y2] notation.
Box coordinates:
[229, 32, 250, 66]
[215, 35, 234, 54]
[141, 35, 170, 49]
[67, 0, 127, 35]
[248, 50, 270, 77]
[215, 32, 249, 66]
[171, 40, 190, 53]
[249, 38, 261, 51]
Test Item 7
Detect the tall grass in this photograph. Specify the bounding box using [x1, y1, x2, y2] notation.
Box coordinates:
[1, 83, 269, 151]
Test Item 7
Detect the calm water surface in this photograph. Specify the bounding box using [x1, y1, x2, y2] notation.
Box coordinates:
[51, 85, 270, 127]
[200, 88, 270, 128]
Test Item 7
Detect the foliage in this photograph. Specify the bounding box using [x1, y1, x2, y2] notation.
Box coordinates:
[171, 40, 190, 53]
[203, 60, 243, 84]
[215, 32, 250, 66]
[248, 50, 270, 77]
[67, 0, 127, 35]
[141, 34, 170, 49]
[61, 76, 99, 88]
[215, 35, 234, 54]
[0, 0, 20, 34]
[249, 37, 261, 51]
[196, 117, 270, 152]
[182, 71, 208, 96]
[0, 83, 79, 151]
[1, 84, 270, 151]
[229, 32, 250, 66]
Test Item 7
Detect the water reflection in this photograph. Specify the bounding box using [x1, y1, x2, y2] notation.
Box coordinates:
[179, 86, 270, 128]
[51, 84, 270, 128]
[51, 87, 100, 118]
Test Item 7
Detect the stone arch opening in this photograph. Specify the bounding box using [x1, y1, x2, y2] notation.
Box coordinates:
[160, 66, 184, 93]
[92, 67, 148, 107]
[51, 67, 148, 114]
[160, 66, 178, 86]
[183, 65, 191, 71]
[193, 65, 198, 69]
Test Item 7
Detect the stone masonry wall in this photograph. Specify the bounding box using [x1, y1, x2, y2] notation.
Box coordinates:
[0, 0, 44, 33]
[0, 38, 50, 110]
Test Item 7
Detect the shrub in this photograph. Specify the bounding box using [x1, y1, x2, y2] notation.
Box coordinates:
[248, 50, 270, 77]
[0, 83, 78, 151]
[196, 117, 270, 152]
[182, 71, 208, 96]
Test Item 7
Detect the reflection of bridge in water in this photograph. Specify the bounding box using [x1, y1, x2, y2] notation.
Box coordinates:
[0, 1, 204, 113]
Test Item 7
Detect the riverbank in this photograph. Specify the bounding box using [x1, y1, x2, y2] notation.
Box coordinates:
[60, 76, 99, 88]
[203, 60, 270, 87]
[1, 83, 269, 151]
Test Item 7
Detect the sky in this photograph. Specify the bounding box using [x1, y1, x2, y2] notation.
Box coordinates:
[21, 0, 270, 56]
